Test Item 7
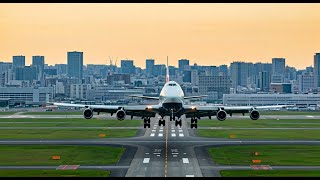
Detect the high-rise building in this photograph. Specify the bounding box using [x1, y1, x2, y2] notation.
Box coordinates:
[12, 55, 25, 69]
[178, 59, 189, 72]
[230, 62, 251, 88]
[272, 58, 286, 74]
[298, 72, 314, 93]
[314, 53, 320, 87]
[146, 59, 154, 77]
[67, 51, 83, 83]
[55, 64, 67, 76]
[32, 56, 45, 81]
[121, 60, 135, 74]
[272, 58, 285, 83]
[15, 66, 37, 82]
[153, 64, 166, 76]
[198, 75, 232, 100]
[258, 71, 270, 92]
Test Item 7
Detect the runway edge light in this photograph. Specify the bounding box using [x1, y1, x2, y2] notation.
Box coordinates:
[252, 159, 261, 163]
[99, 134, 106, 137]
[52, 156, 61, 160]
[229, 134, 235, 138]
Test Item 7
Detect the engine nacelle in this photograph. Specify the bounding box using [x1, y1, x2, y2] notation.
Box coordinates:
[250, 110, 260, 120]
[116, 109, 126, 121]
[83, 108, 93, 119]
[216, 110, 227, 121]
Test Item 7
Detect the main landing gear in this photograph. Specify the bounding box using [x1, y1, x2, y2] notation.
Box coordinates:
[190, 117, 198, 129]
[175, 118, 182, 127]
[158, 116, 166, 126]
[143, 117, 151, 128]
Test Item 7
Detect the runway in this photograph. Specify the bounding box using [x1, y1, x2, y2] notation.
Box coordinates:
[0, 114, 320, 177]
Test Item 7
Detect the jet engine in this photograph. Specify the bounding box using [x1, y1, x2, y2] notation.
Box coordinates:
[250, 110, 260, 120]
[216, 110, 227, 121]
[116, 109, 126, 121]
[83, 108, 93, 119]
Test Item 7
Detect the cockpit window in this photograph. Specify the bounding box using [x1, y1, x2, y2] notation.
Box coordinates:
[169, 84, 176, 86]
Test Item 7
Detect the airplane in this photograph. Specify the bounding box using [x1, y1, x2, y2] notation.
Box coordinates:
[52, 57, 291, 129]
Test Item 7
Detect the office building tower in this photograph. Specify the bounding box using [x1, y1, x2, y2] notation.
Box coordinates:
[146, 59, 154, 77]
[178, 59, 189, 72]
[121, 60, 135, 74]
[32, 56, 45, 81]
[12, 55, 25, 69]
[314, 53, 320, 87]
[67, 51, 83, 83]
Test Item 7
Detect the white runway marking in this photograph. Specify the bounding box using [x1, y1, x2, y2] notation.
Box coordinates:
[182, 158, 189, 164]
[150, 133, 155, 137]
[173, 155, 177, 157]
[171, 130, 175, 132]
[171, 134, 176, 137]
[152, 130, 156, 132]
[183, 153, 187, 155]
[307, 116, 314, 118]
[157, 155, 160, 157]
[172, 153, 179, 155]
[179, 130, 183, 132]
[158, 133, 163, 137]
[186, 175, 194, 177]
[179, 133, 184, 137]
[143, 158, 150, 163]
[145, 153, 149, 155]
[159, 129, 163, 132]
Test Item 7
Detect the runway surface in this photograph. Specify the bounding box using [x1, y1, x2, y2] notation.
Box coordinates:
[0, 114, 320, 177]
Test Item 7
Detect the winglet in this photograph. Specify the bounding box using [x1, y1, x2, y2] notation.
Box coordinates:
[166, 56, 169, 83]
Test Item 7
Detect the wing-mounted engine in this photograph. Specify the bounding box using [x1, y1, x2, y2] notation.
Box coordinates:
[83, 108, 93, 119]
[116, 108, 126, 121]
[250, 109, 260, 120]
[216, 109, 227, 121]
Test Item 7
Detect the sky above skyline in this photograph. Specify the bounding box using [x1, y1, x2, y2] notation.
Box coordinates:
[1, 3, 320, 69]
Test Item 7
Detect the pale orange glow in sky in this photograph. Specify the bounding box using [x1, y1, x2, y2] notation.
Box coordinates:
[1, 3, 320, 69]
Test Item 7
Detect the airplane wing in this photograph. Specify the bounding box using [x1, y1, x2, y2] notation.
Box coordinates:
[53, 102, 160, 119]
[183, 104, 292, 119]
[129, 95, 160, 100]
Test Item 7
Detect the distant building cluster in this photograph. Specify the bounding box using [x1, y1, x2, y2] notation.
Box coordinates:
[1, 51, 320, 107]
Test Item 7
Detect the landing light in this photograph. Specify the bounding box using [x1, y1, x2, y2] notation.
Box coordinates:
[191, 106, 196, 110]
[147, 106, 152, 109]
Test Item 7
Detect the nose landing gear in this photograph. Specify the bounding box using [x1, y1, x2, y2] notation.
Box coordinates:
[190, 117, 198, 129]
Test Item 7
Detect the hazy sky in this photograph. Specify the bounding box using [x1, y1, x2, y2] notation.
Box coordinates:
[1, 3, 320, 69]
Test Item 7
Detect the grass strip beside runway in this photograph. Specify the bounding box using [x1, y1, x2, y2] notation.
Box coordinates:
[260, 111, 320, 115]
[220, 170, 320, 177]
[0, 145, 124, 165]
[0, 129, 138, 139]
[197, 129, 320, 139]
[197, 119, 320, 128]
[0, 170, 111, 177]
[22, 111, 83, 115]
[209, 145, 320, 165]
[0, 112, 17, 115]
[0, 119, 143, 127]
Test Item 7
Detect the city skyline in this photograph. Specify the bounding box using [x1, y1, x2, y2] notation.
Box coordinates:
[1, 3, 320, 69]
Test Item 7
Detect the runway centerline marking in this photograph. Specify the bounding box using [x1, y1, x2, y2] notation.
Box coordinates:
[165, 118, 168, 177]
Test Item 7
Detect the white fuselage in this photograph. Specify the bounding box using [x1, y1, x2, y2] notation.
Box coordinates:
[159, 81, 185, 113]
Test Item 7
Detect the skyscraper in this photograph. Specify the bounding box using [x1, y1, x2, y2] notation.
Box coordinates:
[146, 59, 154, 77]
[272, 58, 285, 83]
[12, 55, 25, 69]
[67, 51, 83, 83]
[32, 56, 45, 81]
[178, 59, 189, 72]
[121, 60, 135, 74]
[314, 53, 320, 87]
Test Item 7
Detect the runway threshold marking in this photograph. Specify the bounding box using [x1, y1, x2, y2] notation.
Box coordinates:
[186, 175, 194, 177]
[143, 158, 150, 164]
[182, 158, 189, 164]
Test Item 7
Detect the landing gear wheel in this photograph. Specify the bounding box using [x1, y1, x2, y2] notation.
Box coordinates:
[191, 123, 197, 129]
[159, 120, 165, 126]
[144, 123, 150, 128]
[191, 118, 198, 124]
[170, 116, 172, 121]
[175, 119, 182, 127]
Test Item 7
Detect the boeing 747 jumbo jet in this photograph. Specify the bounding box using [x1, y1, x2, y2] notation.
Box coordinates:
[52, 57, 290, 129]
